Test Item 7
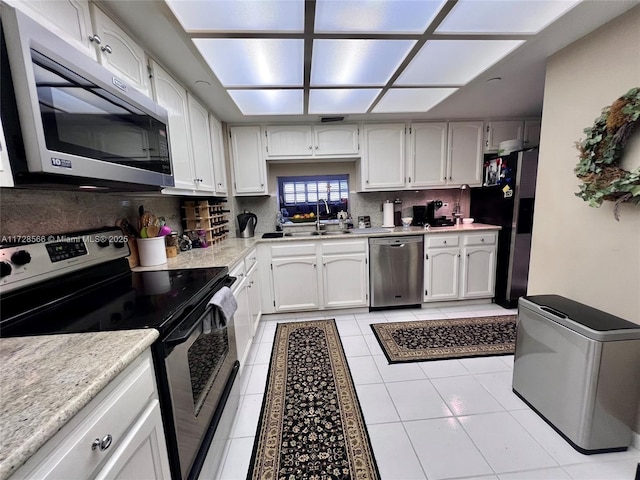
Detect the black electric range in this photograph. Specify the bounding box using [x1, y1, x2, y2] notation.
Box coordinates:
[0, 228, 238, 480]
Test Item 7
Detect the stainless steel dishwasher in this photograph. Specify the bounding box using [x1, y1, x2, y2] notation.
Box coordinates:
[369, 236, 424, 308]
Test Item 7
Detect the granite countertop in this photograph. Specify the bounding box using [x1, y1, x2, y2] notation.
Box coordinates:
[0, 329, 159, 480]
[133, 223, 500, 272]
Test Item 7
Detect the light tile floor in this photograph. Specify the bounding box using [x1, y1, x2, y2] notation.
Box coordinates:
[216, 305, 640, 480]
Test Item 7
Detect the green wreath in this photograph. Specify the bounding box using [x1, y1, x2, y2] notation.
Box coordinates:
[574, 86, 640, 220]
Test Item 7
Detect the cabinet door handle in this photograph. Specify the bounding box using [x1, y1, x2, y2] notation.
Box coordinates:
[101, 44, 113, 55]
[481, 238, 485, 242]
[88, 34, 101, 44]
[443, 240, 447, 244]
[91, 434, 112, 451]
[315, 145, 319, 150]
[408, 176, 411, 183]
[309, 145, 312, 150]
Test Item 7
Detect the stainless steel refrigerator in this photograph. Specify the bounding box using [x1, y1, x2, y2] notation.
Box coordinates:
[470, 148, 539, 308]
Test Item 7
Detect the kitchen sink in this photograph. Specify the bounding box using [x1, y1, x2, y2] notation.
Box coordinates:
[284, 230, 352, 237]
[262, 230, 353, 239]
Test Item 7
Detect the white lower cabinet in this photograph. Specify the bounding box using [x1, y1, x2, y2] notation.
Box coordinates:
[461, 236, 497, 298]
[11, 350, 170, 480]
[231, 250, 261, 367]
[230, 262, 252, 366]
[424, 232, 497, 302]
[271, 256, 321, 312]
[268, 240, 368, 313]
[93, 400, 169, 480]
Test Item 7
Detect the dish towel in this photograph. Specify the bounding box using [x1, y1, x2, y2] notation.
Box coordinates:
[205, 286, 238, 334]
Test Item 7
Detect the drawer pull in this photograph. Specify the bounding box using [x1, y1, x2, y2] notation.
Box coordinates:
[481, 238, 485, 242]
[91, 434, 112, 451]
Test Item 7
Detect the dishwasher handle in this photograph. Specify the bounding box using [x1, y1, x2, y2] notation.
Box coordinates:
[369, 236, 423, 246]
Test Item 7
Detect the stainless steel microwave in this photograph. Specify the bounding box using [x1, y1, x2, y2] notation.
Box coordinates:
[0, 6, 174, 191]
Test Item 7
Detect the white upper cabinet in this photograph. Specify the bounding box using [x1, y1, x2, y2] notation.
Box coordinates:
[187, 94, 215, 192]
[230, 126, 268, 196]
[7, 1, 151, 96]
[264, 124, 359, 159]
[209, 115, 228, 196]
[265, 125, 313, 157]
[0, 118, 14, 188]
[6, 0, 96, 58]
[313, 124, 359, 157]
[523, 119, 542, 147]
[89, 5, 151, 97]
[484, 120, 523, 152]
[447, 121, 483, 187]
[361, 123, 406, 191]
[409, 122, 448, 188]
[151, 61, 194, 191]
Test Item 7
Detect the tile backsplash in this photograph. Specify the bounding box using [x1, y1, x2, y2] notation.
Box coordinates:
[0, 187, 469, 239]
[0, 189, 182, 236]
[237, 188, 471, 234]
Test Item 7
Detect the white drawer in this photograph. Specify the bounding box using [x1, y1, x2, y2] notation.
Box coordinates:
[244, 249, 258, 272]
[463, 233, 497, 246]
[426, 235, 459, 248]
[270, 242, 316, 258]
[24, 354, 155, 480]
[321, 240, 367, 255]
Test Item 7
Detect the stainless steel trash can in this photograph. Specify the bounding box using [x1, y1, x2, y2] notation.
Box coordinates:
[513, 295, 640, 454]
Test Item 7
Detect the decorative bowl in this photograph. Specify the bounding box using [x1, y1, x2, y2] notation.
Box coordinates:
[462, 218, 474, 224]
[401, 217, 413, 227]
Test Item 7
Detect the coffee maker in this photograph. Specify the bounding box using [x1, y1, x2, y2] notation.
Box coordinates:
[425, 200, 455, 227]
[426, 200, 443, 224]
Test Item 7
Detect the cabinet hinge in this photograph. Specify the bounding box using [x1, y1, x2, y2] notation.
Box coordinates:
[266, 145, 269, 153]
[147, 64, 153, 79]
[365, 257, 368, 264]
[425, 253, 429, 260]
[425, 289, 428, 296]
[366, 293, 368, 300]
[409, 127, 412, 134]
[273, 300, 276, 307]
[270, 263, 273, 270]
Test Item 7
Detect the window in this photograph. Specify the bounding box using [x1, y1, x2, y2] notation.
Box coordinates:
[278, 174, 349, 217]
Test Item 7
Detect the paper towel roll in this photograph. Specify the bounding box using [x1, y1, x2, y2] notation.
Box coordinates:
[382, 202, 394, 227]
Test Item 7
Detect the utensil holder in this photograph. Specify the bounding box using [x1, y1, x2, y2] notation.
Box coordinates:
[137, 237, 167, 266]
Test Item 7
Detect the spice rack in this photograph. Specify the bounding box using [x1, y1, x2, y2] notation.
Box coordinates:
[182, 199, 230, 246]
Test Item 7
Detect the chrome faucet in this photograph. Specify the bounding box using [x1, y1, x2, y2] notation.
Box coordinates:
[316, 198, 330, 231]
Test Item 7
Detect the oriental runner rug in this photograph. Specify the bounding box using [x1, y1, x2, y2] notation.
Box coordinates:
[247, 319, 379, 480]
[371, 315, 517, 364]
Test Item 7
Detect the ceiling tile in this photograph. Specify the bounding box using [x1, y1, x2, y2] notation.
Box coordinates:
[309, 89, 382, 114]
[396, 39, 524, 86]
[192, 38, 303, 87]
[311, 39, 416, 86]
[165, 0, 304, 32]
[227, 90, 303, 115]
[372, 88, 458, 113]
[436, 0, 582, 34]
[314, 0, 447, 34]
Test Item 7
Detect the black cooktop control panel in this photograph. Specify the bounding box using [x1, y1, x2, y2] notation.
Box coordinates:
[45, 240, 88, 262]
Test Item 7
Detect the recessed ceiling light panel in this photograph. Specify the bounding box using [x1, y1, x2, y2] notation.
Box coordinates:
[396, 39, 524, 86]
[227, 90, 303, 115]
[193, 38, 303, 87]
[373, 88, 458, 113]
[436, 0, 582, 34]
[309, 89, 382, 114]
[315, 0, 447, 34]
[311, 39, 416, 86]
[165, 0, 304, 32]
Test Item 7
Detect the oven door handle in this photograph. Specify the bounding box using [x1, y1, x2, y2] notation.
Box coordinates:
[164, 275, 236, 349]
